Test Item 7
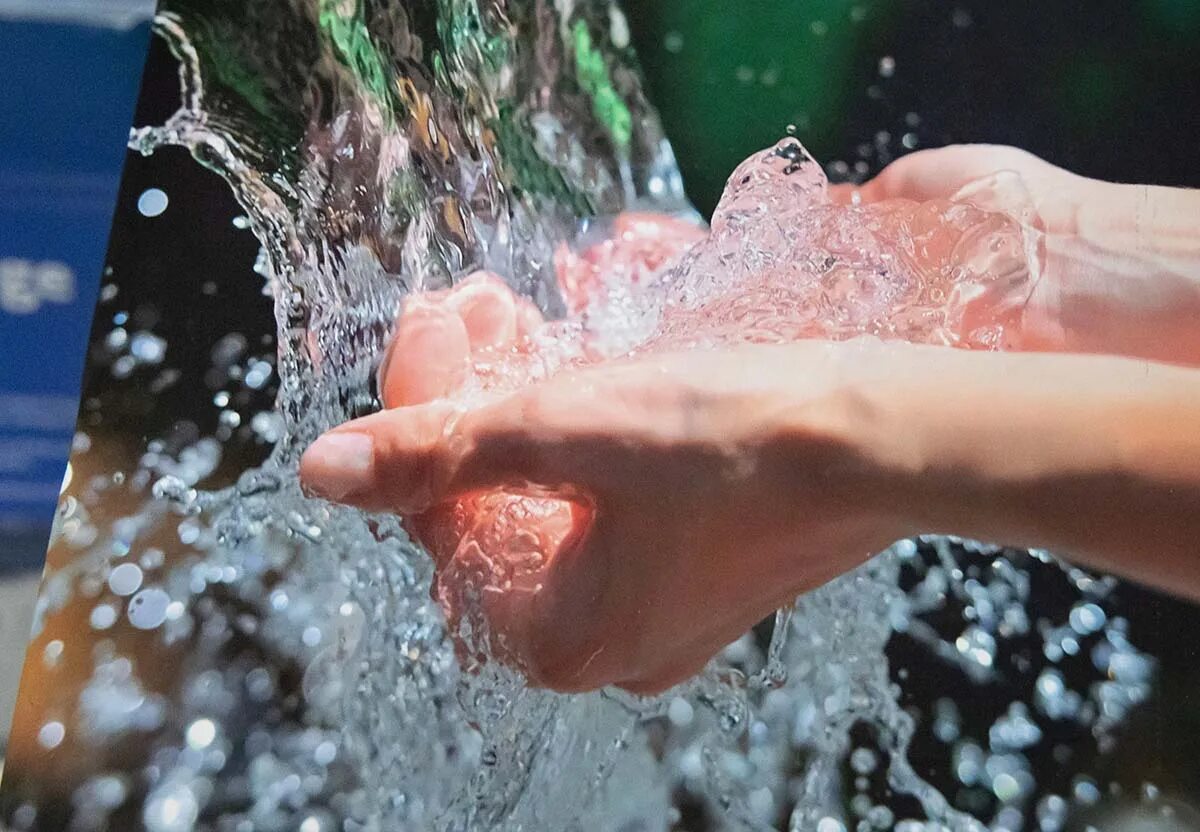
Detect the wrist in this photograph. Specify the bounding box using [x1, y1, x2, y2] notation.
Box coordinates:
[874, 348, 1200, 570]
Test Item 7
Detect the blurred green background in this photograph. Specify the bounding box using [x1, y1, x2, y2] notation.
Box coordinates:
[622, 0, 1200, 215]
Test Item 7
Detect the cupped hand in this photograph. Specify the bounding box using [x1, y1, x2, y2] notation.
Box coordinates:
[832, 145, 1200, 366]
[828, 143, 1084, 233]
[303, 316, 915, 693]
[306, 213, 750, 694]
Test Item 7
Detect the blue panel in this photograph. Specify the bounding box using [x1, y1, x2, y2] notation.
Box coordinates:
[0, 17, 151, 562]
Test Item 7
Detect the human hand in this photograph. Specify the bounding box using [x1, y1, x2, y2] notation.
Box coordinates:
[307, 213, 726, 692]
[303, 323, 915, 693]
[832, 145, 1200, 366]
[828, 143, 1084, 232]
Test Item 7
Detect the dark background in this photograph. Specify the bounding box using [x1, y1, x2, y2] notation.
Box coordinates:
[23, 0, 1200, 827]
[625, 0, 1200, 214]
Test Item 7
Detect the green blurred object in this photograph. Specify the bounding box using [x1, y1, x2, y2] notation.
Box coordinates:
[1143, 0, 1200, 33]
[572, 20, 633, 151]
[624, 0, 900, 215]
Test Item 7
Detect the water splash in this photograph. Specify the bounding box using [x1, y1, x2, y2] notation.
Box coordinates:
[3, 3, 1153, 832]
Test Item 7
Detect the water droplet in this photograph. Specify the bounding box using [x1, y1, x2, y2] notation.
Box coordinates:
[850, 747, 877, 774]
[109, 562, 144, 596]
[143, 783, 198, 832]
[185, 718, 216, 749]
[667, 697, 694, 726]
[137, 188, 169, 218]
[37, 721, 65, 749]
[128, 588, 172, 630]
[90, 604, 118, 630]
[43, 640, 64, 668]
[314, 740, 337, 766]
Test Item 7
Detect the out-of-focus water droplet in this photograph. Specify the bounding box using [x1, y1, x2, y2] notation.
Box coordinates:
[1069, 602, 1106, 635]
[38, 721, 66, 749]
[128, 588, 171, 630]
[850, 747, 877, 775]
[667, 697, 694, 727]
[143, 783, 199, 832]
[1036, 793, 1067, 832]
[43, 639, 64, 668]
[90, 604, 118, 630]
[314, 740, 337, 766]
[137, 188, 169, 218]
[185, 718, 216, 749]
[130, 332, 167, 364]
[109, 562, 144, 596]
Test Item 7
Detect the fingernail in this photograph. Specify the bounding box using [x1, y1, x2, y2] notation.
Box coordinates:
[301, 432, 375, 501]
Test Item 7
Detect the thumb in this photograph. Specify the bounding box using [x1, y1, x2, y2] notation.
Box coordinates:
[299, 389, 613, 513]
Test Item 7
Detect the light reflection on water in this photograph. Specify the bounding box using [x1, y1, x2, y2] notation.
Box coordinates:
[0, 3, 1170, 831]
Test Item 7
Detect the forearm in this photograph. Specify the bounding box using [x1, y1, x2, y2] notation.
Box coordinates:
[1025, 181, 1200, 366]
[872, 348, 1200, 599]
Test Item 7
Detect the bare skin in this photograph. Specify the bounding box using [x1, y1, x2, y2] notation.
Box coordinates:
[302, 146, 1200, 693]
[831, 145, 1200, 364]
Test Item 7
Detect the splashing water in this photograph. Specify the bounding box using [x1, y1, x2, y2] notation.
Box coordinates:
[6, 3, 1154, 831]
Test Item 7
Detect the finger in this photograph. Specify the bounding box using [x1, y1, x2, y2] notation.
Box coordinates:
[613, 211, 706, 244]
[446, 271, 520, 352]
[836, 148, 974, 206]
[494, 510, 623, 692]
[514, 296, 545, 339]
[409, 503, 465, 570]
[300, 384, 624, 513]
[827, 183, 861, 205]
[853, 144, 1035, 204]
[450, 269, 545, 341]
[379, 299, 471, 408]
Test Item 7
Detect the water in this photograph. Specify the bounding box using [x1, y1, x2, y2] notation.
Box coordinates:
[5, 2, 1155, 830]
